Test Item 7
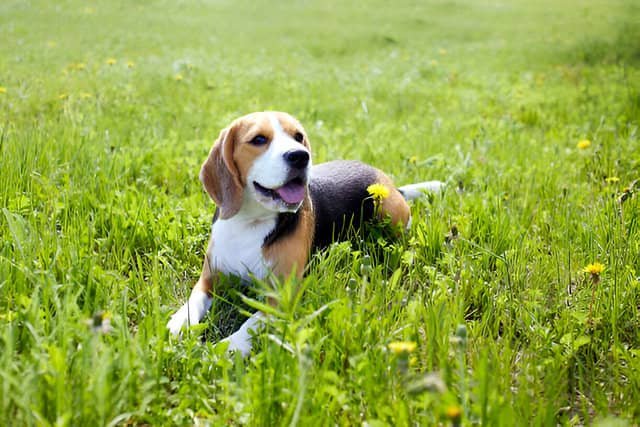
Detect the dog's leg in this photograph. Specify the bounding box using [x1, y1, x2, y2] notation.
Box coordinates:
[219, 286, 295, 356]
[167, 250, 214, 336]
[372, 173, 414, 229]
[373, 174, 444, 231]
[220, 311, 265, 356]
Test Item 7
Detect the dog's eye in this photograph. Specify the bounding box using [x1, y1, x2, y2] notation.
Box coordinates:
[293, 132, 304, 143]
[249, 135, 268, 146]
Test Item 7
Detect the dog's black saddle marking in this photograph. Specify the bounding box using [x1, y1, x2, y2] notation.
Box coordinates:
[308, 160, 377, 251]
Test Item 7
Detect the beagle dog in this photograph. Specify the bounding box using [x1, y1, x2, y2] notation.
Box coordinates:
[167, 111, 443, 355]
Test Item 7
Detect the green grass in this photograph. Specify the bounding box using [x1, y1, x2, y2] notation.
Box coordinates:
[1, 0, 640, 425]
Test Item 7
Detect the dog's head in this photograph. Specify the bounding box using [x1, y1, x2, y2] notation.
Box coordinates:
[200, 112, 312, 219]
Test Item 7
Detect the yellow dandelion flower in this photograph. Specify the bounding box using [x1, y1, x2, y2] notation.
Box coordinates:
[583, 262, 604, 276]
[605, 176, 620, 183]
[127, 61, 135, 68]
[577, 139, 591, 149]
[174, 73, 183, 81]
[106, 58, 117, 65]
[75, 62, 86, 70]
[0, 87, 6, 94]
[80, 92, 92, 99]
[58, 93, 69, 100]
[367, 183, 390, 201]
[445, 405, 462, 420]
[408, 155, 418, 165]
[388, 341, 417, 354]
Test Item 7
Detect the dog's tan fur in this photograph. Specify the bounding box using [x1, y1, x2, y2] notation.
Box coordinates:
[262, 198, 315, 279]
[375, 170, 411, 227]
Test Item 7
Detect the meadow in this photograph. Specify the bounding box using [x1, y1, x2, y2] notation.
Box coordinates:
[1, 0, 639, 425]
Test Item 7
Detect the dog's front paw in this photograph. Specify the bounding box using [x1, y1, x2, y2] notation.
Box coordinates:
[218, 312, 265, 357]
[221, 330, 253, 356]
[166, 290, 212, 336]
[166, 304, 199, 336]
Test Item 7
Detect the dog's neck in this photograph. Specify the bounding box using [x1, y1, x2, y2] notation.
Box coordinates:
[227, 193, 279, 226]
[213, 191, 309, 249]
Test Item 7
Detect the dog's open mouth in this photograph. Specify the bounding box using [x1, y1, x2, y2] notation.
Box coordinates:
[254, 178, 306, 205]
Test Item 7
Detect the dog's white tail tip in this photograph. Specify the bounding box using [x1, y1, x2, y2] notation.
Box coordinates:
[398, 181, 445, 201]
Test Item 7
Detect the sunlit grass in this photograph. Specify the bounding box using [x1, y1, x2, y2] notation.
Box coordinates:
[1, 0, 639, 425]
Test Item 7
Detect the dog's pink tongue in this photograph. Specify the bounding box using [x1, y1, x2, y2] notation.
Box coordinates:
[276, 182, 305, 204]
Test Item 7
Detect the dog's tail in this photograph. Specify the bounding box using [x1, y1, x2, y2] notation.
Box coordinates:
[398, 181, 445, 201]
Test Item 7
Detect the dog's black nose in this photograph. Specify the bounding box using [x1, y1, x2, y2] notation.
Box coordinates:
[283, 150, 309, 169]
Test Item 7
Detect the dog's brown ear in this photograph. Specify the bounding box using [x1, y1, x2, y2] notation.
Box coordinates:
[302, 131, 312, 152]
[199, 126, 243, 219]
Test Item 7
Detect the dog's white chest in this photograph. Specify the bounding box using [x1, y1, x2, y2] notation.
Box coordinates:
[208, 215, 275, 280]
